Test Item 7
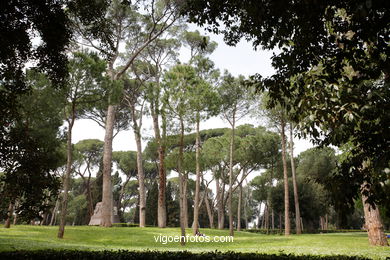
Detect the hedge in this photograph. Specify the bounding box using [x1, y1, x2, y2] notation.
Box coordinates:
[0, 250, 371, 260]
[242, 229, 389, 234]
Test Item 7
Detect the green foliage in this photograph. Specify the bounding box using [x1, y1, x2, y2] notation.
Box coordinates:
[112, 151, 138, 178]
[146, 181, 159, 226]
[0, 70, 64, 221]
[0, 249, 371, 260]
[182, 0, 390, 207]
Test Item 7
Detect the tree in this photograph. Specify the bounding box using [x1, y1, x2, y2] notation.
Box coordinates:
[289, 123, 302, 234]
[72, 0, 180, 227]
[144, 36, 181, 228]
[181, 31, 220, 235]
[219, 72, 255, 236]
[163, 64, 201, 244]
[73, 139, 104, 219]
[0, 1, 70, 161]
[0, 1, 75, 225]
[182, 0, 389, 246]
[57, 51, 106, 238]
[1, 70, 64, 227]
[112, 151, 138, 218]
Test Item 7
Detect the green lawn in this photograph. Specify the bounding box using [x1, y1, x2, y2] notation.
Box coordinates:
[0, 225, 389, 259]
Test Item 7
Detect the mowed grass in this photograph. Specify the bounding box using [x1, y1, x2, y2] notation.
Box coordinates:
[0, 225, 389, 259]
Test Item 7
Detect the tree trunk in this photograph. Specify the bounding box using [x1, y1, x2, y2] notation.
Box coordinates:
[244, 195, 248, 229]
[151, 105, 167, 228]
[85, 166, 94, 219]
[280, 117, 290, 235]
[183, 174, 188, 228]
[216, 178, 224, 229]
[265, 202, 269, 234]
[271, 209, 275, 231]
[130, 102, 146, 228]
[50, 199, 59, 226]
[325, 214, 328, 230]
[4, 202, 14, 228]
[58, 115, 75, 238]
[279, 212, 282, 233]
[257, 202, 262, 229]
[237, 172, 244, 231]
[193, 115, 201, 234]
[134, 129, 146, 227]
[101, 104, 116, 227]
[178, 118, 186, 245]
[289, 123, 301, 234]
[204, 191, 214, 228]
[361, 183, 388, 246]
[228, 115, 235, 236]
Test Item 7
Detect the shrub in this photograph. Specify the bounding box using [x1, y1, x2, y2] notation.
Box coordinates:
[0, 250, 371, 260]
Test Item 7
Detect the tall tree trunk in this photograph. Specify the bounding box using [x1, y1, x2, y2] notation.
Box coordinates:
[237, 181, 242, 231]
[86, 176, 94, 218]
[228, 114, 236, 236]
[325, 214, 328, 230]
[265, 202, 269, 234]
[216, 178, 223, 229]
[151, 104, 167, 228]
[361, 183, 388, 246]
[271, 209, 275, 231]
[280, 117, 290, 235]
[134, 129, 146, 227]
[178, 118, 186, 245]
[289, 123, 301, 234]
[50, 199, 59, 226]
[183, 174, 188, 228]
[4, 202, 13, 228]
[130, 102, 146, 227]
[193, 115, 201, 234]
[244, 193, 248, 229]
[204, 191, 214, 228]
[58, 114, 75, 238]
[279, 212, 282, 233]
[257, 202, 262, 229]
[101, 104, 116, 227]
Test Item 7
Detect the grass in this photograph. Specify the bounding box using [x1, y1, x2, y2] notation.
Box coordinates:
[0, 225, 389, 259]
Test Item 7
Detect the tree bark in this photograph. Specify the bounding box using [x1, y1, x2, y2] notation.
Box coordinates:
[134, 127, 146, 227]
[151, 103, 167, 228]
[361, 183, 388, 246]
[58, 114, 75, 238]
[130, 101, 146, 227]
[280, 117, 290, 235]
[289, 123, 301, 234]
[101, 104, 116, 227]
[204, 190, 214, 228]
[183, 174, 189, 228]
[228, 114, 235, 236]
[178, 118, 186, 245]
[50, 199, 59, 226]
[244, 193, 248, 229]
[193, 115, 201, 234]
[237, 181, 242, 231]
[4, 202, 13, 228]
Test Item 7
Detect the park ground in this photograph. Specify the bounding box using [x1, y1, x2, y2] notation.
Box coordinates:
[0, 226, 389, 259]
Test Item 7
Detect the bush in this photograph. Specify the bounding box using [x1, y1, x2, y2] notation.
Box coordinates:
[242, 229, 379, 234]
[0, 250, 371, 260]
[111, 223, 154, 227]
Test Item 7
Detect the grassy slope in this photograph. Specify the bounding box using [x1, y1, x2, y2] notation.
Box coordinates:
[0, 226, 389, 259]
